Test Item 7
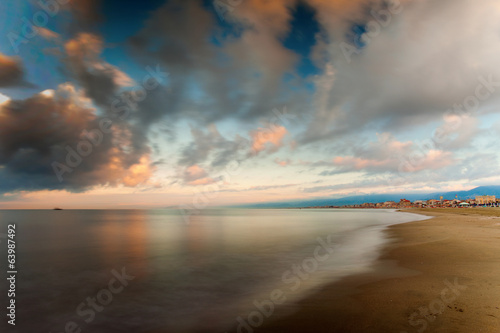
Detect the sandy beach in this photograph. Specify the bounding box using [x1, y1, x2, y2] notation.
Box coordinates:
[254, 208, 500, 333]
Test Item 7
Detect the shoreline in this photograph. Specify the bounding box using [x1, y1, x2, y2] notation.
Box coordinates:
[254, 208, 500, 332]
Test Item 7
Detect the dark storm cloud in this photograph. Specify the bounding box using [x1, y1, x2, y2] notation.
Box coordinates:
[128, 0, 307, 124]
[0, 85, 153, 192]
[0, 53, 31, 87]
[69, 0, 103, 28]
[0, 30, 178, 193]
[63, 32, 175, 136]
[64, 33, 123, 106]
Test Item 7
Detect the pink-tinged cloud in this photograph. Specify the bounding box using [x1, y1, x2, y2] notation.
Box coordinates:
[184, 165, 208, 181]
[399, 150, 455, 173]
[183, 165, 217, 186]
[65, 33, 103, 61]
[333, 149, 455, 174]
[38, 27, 60, 41]
[333, 156, 393, 170]
[274, 158, 291, 167]
[323, 133, 456, 174]
[250, 125, 288, 154]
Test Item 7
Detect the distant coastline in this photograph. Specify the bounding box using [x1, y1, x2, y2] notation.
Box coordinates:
[295, 195, 499, 210]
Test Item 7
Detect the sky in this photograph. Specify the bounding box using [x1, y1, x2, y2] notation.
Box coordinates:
[1, 0, 500, 209]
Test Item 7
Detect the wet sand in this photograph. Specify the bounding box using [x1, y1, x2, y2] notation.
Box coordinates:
[254, 208, 500, 333]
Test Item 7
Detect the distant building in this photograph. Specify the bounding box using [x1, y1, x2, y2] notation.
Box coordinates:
[475, 195, 496, 204]
[399, 199, 412, 207]
[412, 200, 425, 207]
[442, 200, 452, 207]
[336, 192, 499, 209]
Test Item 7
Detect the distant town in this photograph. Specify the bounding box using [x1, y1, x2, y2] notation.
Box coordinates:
[304, 195, 499, 209]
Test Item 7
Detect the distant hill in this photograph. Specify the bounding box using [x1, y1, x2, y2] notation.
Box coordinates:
[241, 185, 500, 208]
[425, 185, 500, 200]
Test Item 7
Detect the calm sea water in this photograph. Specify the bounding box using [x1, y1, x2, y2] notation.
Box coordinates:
[0, 209, 428, 333]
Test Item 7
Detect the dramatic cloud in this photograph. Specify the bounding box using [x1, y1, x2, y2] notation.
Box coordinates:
[2, 0, 500, 203]
[64, 33, 133, 106]
[301, 0, 500, 144]
[178, 122, 290, 181]
[0, 83, 154, 192]
[129, 0, 305, 125]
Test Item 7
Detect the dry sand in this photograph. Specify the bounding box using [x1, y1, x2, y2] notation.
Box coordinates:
[254, 208, 500, 333]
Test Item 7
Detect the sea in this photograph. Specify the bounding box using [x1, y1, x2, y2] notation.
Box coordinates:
[0, 208, 429, 333]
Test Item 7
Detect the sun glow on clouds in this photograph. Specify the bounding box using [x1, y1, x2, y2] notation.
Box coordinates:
[183, 165, 217, 186]
[3, 0, 500, 208]
[122, 156, 155, 187]
[250, 125, 288, 154]
[40, 89, 55, 98]
[0, 93, 10, 105]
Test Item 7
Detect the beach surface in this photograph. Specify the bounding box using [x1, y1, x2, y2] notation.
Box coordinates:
[255, 208, 500, 333]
